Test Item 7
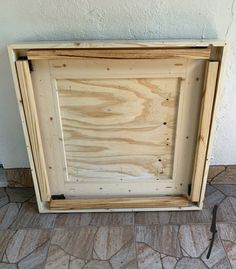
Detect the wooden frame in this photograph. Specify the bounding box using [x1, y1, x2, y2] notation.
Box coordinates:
[8, 40, 225, 213]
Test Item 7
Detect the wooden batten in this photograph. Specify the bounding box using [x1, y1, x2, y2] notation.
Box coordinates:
[190, 61, 219, 202]
[16, 60, 51, 201]
[27, 48, 211, 60]
[50, 195, 190, 210]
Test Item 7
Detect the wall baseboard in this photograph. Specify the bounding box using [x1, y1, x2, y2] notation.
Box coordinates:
[0, 165, 235, 188]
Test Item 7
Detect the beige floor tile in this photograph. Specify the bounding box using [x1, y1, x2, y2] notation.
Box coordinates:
[162, 256, 177, 269]
[110, 239, 136, 269]
[55, 212, 134, 227]
[214, 184, 236, 197]
[51, 228, 97, 260]
[136, 225, 182, 258]
[212, 165, 236, 184]
[217, 197, 236, 223]
[94, 226, 133, 260]
[0, 264, 17, 269]
[208, 165, 225, 181]
[175, 257, 208, 269]
[5, 229, 51, 264]
[135, 212, 171, 225]
[0, 189, 8, 208]
[222, 241, 236, 269]
[83, 260, 112, 269]
[0, 230, 15, 261]
[6, 188, 34, 203]
[178, 224, 211, 257]
[47, 227, 136, 269]
[0, 203, 20, 229]
[136, 242, 162, 269]
[10, 202, 56, 229]
[201, 236, 231, 269]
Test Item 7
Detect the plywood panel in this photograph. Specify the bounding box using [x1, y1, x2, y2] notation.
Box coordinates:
[57, 78, 180, 182]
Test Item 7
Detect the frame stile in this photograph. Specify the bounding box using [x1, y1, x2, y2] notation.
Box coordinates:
[16, 60, 51, 201]
[191, 61, 219, 202]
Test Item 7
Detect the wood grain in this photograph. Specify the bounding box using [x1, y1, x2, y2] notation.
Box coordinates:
[50, 195, 190, 209]
[57, 78, 180, 182]
[27, 48, 211, 60]
[191, 61, 219, 202]
[16, 61, 50, 201]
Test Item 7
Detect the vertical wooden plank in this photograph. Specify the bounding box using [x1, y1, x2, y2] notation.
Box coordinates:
[16, 60, 50, 201]
[191, 61, 219, 202]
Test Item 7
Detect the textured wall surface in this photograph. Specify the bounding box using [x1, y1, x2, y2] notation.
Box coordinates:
[0, 0, 235, 167]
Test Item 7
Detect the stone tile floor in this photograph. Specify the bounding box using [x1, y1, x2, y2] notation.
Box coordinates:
[0, 168, 236, 268]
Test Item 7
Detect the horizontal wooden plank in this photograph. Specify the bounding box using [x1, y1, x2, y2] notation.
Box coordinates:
[49, 195, 190, 210]
[49, 58, 187, 79]
[27, 48, 211, 60]
[9, 40, 225, 51]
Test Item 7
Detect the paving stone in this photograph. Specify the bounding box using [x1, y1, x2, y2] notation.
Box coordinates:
[222, 241, 236, 269]
[51, 228, 97, 260]
[18, 241, 50, 269]
[69, 258, 85, 269]
[0, 264, 17, 269]
[201, 236, 230, 269]
[110, 239, 136, 269]
[11, 202, 56, 229]
[136, 242, 162, 269]
[204, 185, 225, 207]
[6, 188, 35, 203]
[162, 256, 177, 269]
[83, 260, 112, 269]
[217, 197, 236, 223]
[217, 223, 236, 243]
[208, 165, 225, 180]
[169, 208, 211, 224]
[179, 224, 211, 257]
[55, 212, 134, 227]
[214, 184, 236, 197]
[0, 188, 8, 208]
[45, 245, 70, 269]
[5, 229, 51, 264]
[94, 226, 133, 260]
[0, 230, 15, 260]
[135, 212, 171, 225]
[136, 225, 182, 258]
[0, 203, 20, 229]
[175, 257, 208, 269]
[212, 165, 236, 184]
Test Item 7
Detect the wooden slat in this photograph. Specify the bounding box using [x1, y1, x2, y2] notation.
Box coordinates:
[16, 60, 50, 201]
[191, 61, 219, 202]
[27, 48, 211, 60]
[50, 195, 190, 210]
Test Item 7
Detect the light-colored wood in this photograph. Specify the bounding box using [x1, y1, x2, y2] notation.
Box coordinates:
[191, 61, 219, 202]
[49, 58, 187, 79]
[31, 58, 205, 198]
[58, 78, 179, 182]
[50, 195, 190, 210]
[8, 49, 44, 212]
[27, 48, 211, 60]
[198, 47, 226, 208]
[16, 61, 50, 201]
[8, 41, 224, 212]
[9, 40, 225, 51]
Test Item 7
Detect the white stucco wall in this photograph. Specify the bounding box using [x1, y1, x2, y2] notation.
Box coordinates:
[0, 0, 235, 167]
